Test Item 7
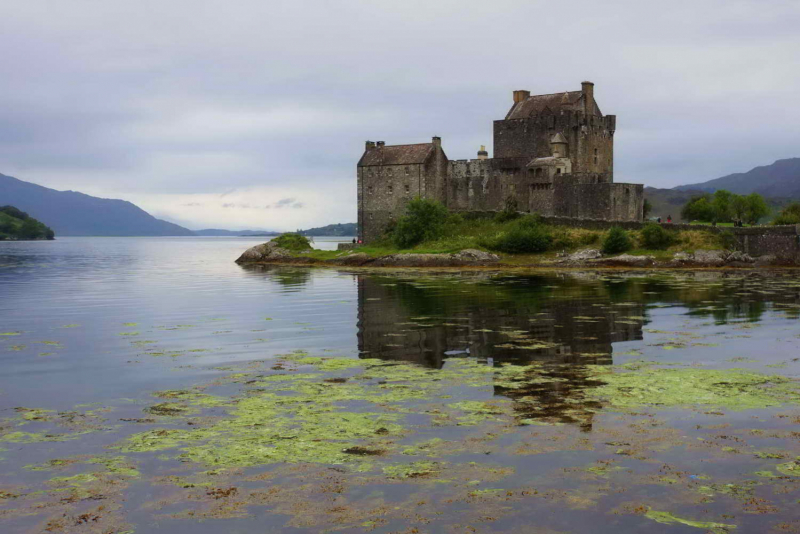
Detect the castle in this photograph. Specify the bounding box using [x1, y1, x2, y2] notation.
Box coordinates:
[357, 81, 644, 242]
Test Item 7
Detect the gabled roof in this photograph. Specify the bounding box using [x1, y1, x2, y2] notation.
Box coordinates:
[506, 91, 582, 119]
[550, 132, 568, 144]
[358, 143, 434, 167]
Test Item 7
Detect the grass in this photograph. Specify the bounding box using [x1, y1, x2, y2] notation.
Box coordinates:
[292, 217, 727, 264]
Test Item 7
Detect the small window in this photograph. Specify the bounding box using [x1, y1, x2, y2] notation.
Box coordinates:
[405, 166, 410, 176]
[405, 184, 410, 194]
[556, 168, 562, 174]
[367, 185, 374, 194]
[593, 148, 599, 165]
[388, 184, 393, 194]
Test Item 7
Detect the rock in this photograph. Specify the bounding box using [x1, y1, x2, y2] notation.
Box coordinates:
[451, 249, 500, 264]
[691, 250, 727, 266]
[592, 254, 655, 267]
[332, 253, 373, 266]
[753, 255, 779, 266]
[370, 249, 500, 267]
[725, 250, 754, 263]
[235, 241, 292, 263]
[558, 249, 602, 263]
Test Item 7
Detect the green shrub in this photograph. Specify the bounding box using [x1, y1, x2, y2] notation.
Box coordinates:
[601, 226, 632, 255]
[488, 226, 552, 254]
[550, 229, 576, 251]
[773, 203, 800, 225]
[640, 223, 674, 250]
[392, 197, 450, 249]
[272, 233, 312, 251]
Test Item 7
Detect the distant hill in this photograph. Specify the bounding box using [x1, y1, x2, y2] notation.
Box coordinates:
[0, 205, 54, 240]
[675, 158, 800, 198]
[194, 229, 280, 237]
[0, 173, 194, 236]
[299, 223, 357, 236]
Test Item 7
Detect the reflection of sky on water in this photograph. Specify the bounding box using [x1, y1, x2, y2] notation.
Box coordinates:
[1, 238, 800, 532]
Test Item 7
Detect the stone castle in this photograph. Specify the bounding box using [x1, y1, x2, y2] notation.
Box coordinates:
[357, 81, 644, 242]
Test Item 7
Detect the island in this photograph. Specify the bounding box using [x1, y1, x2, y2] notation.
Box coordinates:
[0, 205, 55, 240]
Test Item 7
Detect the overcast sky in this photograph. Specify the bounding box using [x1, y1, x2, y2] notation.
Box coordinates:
[1, 0, 798, 230]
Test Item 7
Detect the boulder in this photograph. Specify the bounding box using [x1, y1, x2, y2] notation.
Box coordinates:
[451, 249, 501, 264]
[235, 241, 292, 263]
[691, 250, 727, 266]
[725, 250, 755, 264]
[557, 249, 602, 263]
[332, 253, 373, 266]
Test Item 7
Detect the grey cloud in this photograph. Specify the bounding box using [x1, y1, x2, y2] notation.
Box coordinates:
[0, 1, 797, 228]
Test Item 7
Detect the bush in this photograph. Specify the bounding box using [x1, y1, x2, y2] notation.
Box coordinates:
[773, 203, 800, 225]
[483, 215, 552, 254]
[640, 223, 674, 250]
[392, 197, 449, 249]
[601, 226, 632, 255]
[271, 233, 312, 251]
[488, 226, 552, 254]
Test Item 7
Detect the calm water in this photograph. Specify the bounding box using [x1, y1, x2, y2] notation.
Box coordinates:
[1, 237, 799, 533]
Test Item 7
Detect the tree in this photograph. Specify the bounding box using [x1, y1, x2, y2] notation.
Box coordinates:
[681, 194, 715, 222]
[744, 193, 769, 225]
[643, 198, 653, 219]
[711, 190, 734, 223]
[18, 218, 43, 239]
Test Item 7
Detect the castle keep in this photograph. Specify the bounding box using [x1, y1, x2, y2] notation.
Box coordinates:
[357, 82, 644, 242]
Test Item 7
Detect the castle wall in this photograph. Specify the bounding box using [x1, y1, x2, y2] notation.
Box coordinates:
[359, 163, 425, 242]
[552, 182, 643, 222]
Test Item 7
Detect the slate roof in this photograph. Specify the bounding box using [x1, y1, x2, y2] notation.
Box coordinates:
[358, 143, 434, 167]
[506, 90, 593, 119]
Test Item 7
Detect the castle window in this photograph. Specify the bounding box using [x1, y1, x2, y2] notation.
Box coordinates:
[593, 148, 598, 165]
[405, 166, 410, 176]
[556, 168, 562, 174]
[535, 168, 543, 177]
[388, 184, 393, 194]
[405, 184, 410, 194]
[367, 185, 374, 194]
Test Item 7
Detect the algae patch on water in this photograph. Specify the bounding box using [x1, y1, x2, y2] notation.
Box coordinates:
[587, 366, 800, 411]
[645, 509, 736, 532]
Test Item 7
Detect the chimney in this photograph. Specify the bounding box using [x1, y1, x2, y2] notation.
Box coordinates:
[477, 145, 488, 160]
[376, 141, 385, 148]
[365, 140, 375, 150]
[582, 81, 594, 115]
[513, 90, 530, 104]
[432, 136, 441, 148]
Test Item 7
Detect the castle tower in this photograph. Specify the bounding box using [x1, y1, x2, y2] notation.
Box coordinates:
[550, 133, 568, 158]
[477, 145, 488, 160]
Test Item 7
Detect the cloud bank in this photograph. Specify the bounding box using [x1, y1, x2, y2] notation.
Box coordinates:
[0, 0, 797, 230]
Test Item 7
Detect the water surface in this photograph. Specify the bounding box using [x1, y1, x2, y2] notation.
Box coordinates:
[1, 237, 799, 533]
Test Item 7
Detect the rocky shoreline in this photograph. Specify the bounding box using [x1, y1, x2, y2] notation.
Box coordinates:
[235, 242, 797, 269]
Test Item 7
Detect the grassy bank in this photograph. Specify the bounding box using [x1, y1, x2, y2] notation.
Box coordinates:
[298, 215, 728, 263]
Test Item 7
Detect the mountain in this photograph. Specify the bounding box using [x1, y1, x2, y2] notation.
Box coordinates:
[299, 223, 357, 236]
[0, 205, 55, 240]
[194, 229, 280, 237]
[675, 158, 800, 198]
[0, 173, 194, 236]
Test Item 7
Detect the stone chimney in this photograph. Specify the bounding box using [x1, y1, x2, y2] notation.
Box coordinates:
[513, 90, 530, 104]
[376, 141, 385, 148]
[365, 141, 375, 150]
[582, 81, 594, 115]
[432, 136, 441, 148]
[477, 145, 488, 160]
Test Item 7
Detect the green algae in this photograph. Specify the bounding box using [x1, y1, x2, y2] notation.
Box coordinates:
[0, 332, 21, 336]
[588, 366, 800, 410]
[776, 458, 800, 477]
[644, 510, 736, 532]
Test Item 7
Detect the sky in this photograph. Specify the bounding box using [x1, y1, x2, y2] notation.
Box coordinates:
[0, 0, 798, 231]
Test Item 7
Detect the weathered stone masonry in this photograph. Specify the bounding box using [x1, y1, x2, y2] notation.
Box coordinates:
[357, 82, 644, 243]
